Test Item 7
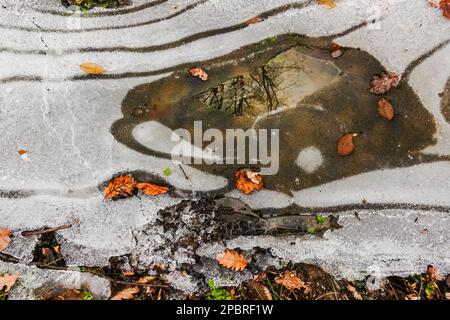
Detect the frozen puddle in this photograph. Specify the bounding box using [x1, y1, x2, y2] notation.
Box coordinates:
[0, 0, 449, 298]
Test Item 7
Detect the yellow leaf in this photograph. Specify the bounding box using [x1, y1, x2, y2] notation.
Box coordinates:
[80, 63, 106, 75]
[318, 0, 336, 9]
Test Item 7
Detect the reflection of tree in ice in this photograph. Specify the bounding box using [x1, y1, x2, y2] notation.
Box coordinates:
[200, 49, 342, 119]
[200, 65, 281, 117]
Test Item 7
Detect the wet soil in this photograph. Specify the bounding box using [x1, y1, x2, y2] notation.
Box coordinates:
[31, 232, 66, 268]
[156, 196, 340, 241]
[441, 79, 450, 123]
[112, 34, 439, 195]
[235, 263, 450, 301]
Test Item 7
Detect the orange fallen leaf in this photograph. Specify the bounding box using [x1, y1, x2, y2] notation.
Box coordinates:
[217, 250, 247, 271]
[104, 175, 136, 200]
[136, 182, 169, 196]
[377, 98, 395, 121]
[235, 169, 263, 195]
[440, 0, 450, 18]
[427, 265, 440, 282]
[110, 287, 140, 300]
[0, 273, 19, 293]
[122, 271, 135, 277]
[337, 133, 358, 156]
[368, 71, 400, 95]
[189, 67, 208, 81]
[318, 0, 336, 9]
[135, 276, 156, 284]
[0, 228, 11, 252]
[50, 289, 84, 301]
[80, 63, 106, 75]
[274, 272, 308, 291]
[246, 16, 263, 25]
[18, 149, 27, 155]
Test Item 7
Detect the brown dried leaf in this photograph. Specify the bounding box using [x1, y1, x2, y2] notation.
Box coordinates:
[189, 67, 208, 81]
[104, 175, 136, 200]
[55, 289, 84, 301]
[440, 0, 450, 18]
[80, 63, 106, 75]
[110, 287, 140, 300]
[427, 265, 440, 282]
[235, 169, 263, 194]
[318, 0, 336, 8]
[0, 228, 11, 252]
[135, 276, 156, 284]
[252, 272, 267, 282]
[274, 272, 308, 291]
[330, 43, 344, 59]
[136, 182, 169, 196]
[428, 0, 438, 8]
[246, 16, 263, 25]
[247, 281, 272, 300]
[337, 133, 357, 156]
[0, 273, 19, 292]
[53, 245, 61, 255]
[217, 250, 247, 271]
[346, 284, 363, 300]
[41, 247, 52, 257]
[369, 71, 400, 94]
[377, 98, 395, 121]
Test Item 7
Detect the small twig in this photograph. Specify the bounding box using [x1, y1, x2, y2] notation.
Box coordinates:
[0, 252, 20, 263]
[330, 278, 339, 300]
[32, 257, 65, 268]
[114, 280, 169, 288]
[315, 292, 338, 300]
[21, 223, 72, 237]
[178, 164, 189, 180]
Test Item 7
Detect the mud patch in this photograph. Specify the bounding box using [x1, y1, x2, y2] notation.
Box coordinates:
[31, 232, 66, 268]
[130, 195, 340, 276]
[440, 79, 450, 124]
[233, 263, 450, 300]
